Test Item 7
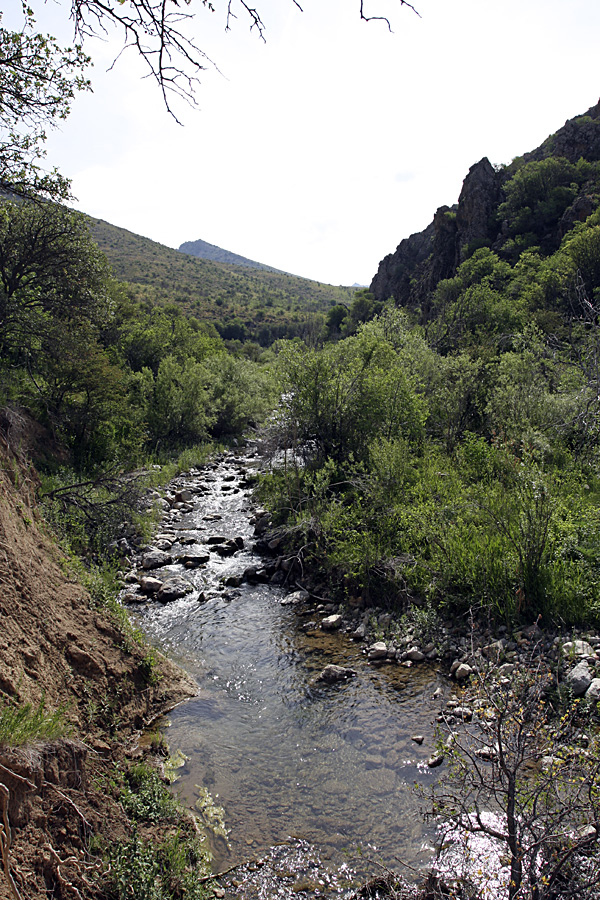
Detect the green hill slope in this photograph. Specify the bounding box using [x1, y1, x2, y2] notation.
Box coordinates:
[87, 218, 356, 345]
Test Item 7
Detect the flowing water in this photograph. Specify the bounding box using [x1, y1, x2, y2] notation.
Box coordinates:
[130, 450, 449, 887]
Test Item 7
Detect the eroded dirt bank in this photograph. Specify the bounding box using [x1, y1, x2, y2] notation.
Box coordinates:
[0, 439, 197, 900]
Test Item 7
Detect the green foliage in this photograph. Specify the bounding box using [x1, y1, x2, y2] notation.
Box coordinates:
[497, 157, 598, 257]
[0, 696, 67, 747]
[264, 337, 600, 623]
[275, 320, 426, 466]
[103, 829, 211, 900]
[101, 761, 213, 900]
[0, 6, 90, 199]
[120, 763, 179, 823]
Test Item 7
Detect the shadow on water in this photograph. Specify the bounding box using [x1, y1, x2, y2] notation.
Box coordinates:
[130, 453, 447, 881]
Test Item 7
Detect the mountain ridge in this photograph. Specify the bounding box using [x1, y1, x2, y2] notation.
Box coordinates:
[86, 216, 357, 345]
[178, 236, 287, 274]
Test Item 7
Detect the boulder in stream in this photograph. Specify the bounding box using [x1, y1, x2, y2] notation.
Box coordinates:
[215, 540, 240, 557]
[156, 576, 194, 603]
[321, 614, 343, 631]
[314, 664, 357, 685]
[367, 642, 388, 661]
[243, 566, 271, 584]
[139, 576, 164, 594]
[566, 660, 593, 697]
[176, 551, 210, 568]
[141, 549, 172, 569]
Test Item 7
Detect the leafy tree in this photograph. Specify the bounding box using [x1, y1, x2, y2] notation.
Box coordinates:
[0, 5, 90, 198]
[275, 323, 426, 467]
[203, 352, 275, 438]
[0, 200, 113, 366]
[140, 355, 213, 448]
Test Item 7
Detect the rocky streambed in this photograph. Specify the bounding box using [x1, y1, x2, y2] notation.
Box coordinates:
[117, 449, 447, 886]
[118, 447, 600, 896]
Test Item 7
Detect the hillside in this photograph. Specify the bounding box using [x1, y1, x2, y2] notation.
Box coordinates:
[178, 236, 284, 273]
[88, 218, 357, 345]
[370, 99, 600, 319]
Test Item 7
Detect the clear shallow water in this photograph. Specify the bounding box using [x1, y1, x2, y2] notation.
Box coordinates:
[131, 453, 447, 874]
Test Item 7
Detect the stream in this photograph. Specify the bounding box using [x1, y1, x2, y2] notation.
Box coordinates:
[129, 449, 450, 892]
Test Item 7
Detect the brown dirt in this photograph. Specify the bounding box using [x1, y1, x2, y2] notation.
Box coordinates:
[0, 434, 198, 900]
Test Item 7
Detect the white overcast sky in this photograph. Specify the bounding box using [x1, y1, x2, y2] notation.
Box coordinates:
[6, 0, 600, 285]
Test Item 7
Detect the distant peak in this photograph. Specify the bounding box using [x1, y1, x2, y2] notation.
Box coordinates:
[178, 237, 284, 273]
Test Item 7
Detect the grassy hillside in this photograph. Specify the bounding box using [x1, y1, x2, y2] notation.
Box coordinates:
[87, 218, 357, 345]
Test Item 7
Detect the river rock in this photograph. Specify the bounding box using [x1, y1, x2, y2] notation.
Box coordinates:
[566, 660, 593, 696]
[351, 623, 367, 641]
[281, 589, 309, 606]
[562, 639, 596, 659]
[321, 614, 342, 631]
[253, 512, 271, 536]
[176, 551, 210, 568]
[154, 539, 173, 551]
[141, 550, 172, 569]
[498, 663, 516, 676]
[314, 664, 357, 684]
[223, 574, 244, 587]
[243, 566, 270, 584]
[586, 678, 600, 701]
[139, 576, 163, 594]
[368, 642, 388, 661]
[427, 750, 445, 768]
[482, 640, 505, 661]
[175, 489, 193, 503]
[156, 576, 194, 603]
[448, 706, 473, 721]
[403, 646, 425, 662]
[454, 663, 473, 682]
[207, 535, 227, 545]
[122, 589, 146, 604]
[215, 540, 240, 557]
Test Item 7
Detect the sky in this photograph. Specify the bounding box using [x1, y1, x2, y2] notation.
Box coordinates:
[6, 0, 600, 285]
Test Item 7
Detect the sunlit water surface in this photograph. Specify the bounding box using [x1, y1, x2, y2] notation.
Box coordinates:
[131, 454, 448, 879]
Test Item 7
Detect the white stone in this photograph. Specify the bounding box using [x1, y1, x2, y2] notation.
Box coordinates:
[368, 641, 388, 660]
[566, 660, 593, 697]
[562, 639, 596, 658]
[455, 663, 473, 682]
[585, 678, 600, 701]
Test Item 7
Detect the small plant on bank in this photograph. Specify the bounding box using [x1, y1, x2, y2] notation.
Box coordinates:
[0, 696, 68, 747]
[120, 762, 179, 823]
[428, 665, 600, 900]
[104, 828, 212, 900]
[100, 761, 213, 900]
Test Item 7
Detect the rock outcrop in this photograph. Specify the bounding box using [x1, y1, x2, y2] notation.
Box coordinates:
[370, 101, 600, 315]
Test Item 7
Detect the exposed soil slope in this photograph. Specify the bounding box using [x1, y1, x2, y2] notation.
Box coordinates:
[0, 433, 197, 899]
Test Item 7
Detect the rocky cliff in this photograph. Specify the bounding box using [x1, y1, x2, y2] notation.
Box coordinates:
[370, 100, 600, 316]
